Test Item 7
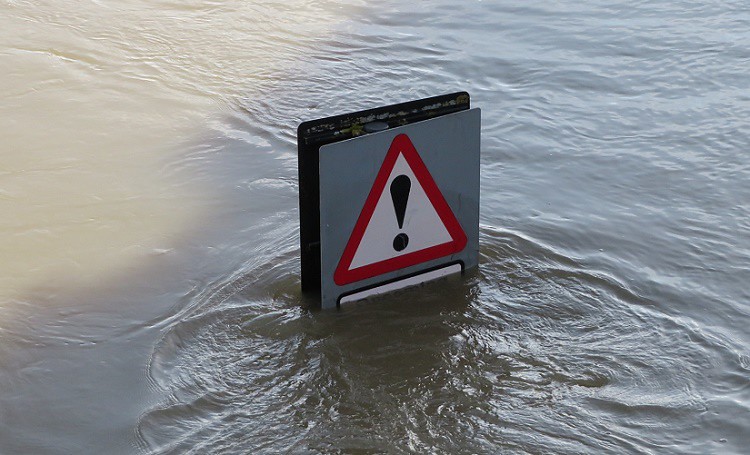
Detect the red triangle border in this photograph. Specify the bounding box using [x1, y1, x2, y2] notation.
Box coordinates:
[333, 134, 467, 286]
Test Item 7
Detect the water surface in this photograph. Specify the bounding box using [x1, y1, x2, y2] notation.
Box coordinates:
[1, 0, 749, 453]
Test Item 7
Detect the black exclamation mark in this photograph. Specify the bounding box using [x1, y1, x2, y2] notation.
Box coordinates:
[390, 175, 411, 251]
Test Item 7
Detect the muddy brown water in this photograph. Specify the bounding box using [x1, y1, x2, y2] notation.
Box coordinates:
[1, 1, 749, 453]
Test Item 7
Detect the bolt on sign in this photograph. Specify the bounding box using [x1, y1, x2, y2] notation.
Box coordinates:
[297, 93, 480, 309]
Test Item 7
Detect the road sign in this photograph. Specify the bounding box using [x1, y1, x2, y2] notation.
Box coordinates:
[333, 134, 467, 285]
[298, 93, 480, 308]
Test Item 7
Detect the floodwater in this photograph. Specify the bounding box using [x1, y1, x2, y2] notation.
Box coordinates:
[1, 0, 749, 453]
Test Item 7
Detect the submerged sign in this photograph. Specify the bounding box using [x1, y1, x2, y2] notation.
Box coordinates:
[298, 93, 480, 308]
[333, 133, 467, 285]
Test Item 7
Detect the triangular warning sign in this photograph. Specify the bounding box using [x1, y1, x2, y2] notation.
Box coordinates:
[334, 134, 467, 285]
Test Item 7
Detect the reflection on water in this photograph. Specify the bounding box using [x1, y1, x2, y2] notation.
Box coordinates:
[0, 0, 342, 302]
[2, 0, 750, 453]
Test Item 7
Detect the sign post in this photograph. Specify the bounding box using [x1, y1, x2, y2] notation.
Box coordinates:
[298, 93, 480, 308]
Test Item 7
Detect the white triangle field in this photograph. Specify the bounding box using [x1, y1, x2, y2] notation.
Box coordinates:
[349, 153, 452, 269]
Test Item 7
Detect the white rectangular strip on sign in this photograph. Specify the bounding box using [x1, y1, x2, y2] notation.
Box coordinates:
[339, 263, 462, 305]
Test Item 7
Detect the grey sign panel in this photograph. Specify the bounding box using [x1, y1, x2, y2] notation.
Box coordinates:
[319, 108, 481, 308]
